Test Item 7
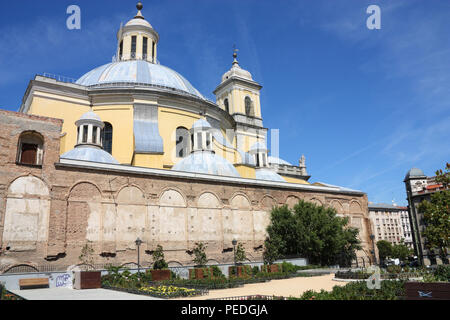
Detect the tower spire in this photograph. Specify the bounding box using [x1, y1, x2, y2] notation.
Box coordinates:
[232, 45, 239, 66]
[135, 2, 144, 19]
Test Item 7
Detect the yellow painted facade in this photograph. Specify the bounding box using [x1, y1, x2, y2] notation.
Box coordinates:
[132, 153, 164, 169]
[235, 164, 256, 179]
[281, 176, 310, 185]
[158, 107, 200, 167]
[92, 105, 135, 164]
[27, 93, 90, 154]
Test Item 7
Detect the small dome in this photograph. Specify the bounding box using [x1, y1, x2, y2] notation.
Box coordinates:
[192, 119, 212, 130]
[404, 168, 426, 180]
[222, 64, 253, 82]
[75, 111, 104, 129]
[61, 146, 119, 165]
[125, 17, 152, 28]
[79, 111, 102, 122]
[76, 60, 205, 99]
[125, 2, 153, 28]
[125, 19, 153, 29]
[172, 151, 240, 177]
[221, 52, 253, 83]
[255, 168, 285, 182]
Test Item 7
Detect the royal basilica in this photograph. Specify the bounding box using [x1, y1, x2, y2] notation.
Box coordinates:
[0, 3, 374, 268]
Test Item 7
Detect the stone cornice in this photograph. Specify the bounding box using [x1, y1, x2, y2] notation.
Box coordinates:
[213, 76, 262, 95]
[56, 158, 366, 196]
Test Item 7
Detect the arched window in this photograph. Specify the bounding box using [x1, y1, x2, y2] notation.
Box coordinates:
[131, 36, 137, 59]
[17, 132, 44, 166]
[245, 96, 253, 117]
[176, 127, 189, 158]
[102, 122, 113, 154]
[224, 98, 230, 113]
[143, 37, 148, 59]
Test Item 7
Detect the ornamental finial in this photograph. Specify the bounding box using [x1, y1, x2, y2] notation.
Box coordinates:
[232, 44, 239, 66]
[135, 2, 144, 19]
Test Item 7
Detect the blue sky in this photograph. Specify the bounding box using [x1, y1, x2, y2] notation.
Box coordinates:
[0, 0, 449, 205]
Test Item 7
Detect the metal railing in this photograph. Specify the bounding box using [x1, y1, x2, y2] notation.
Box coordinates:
[86, 81, 212, 102]
[39, 73, 77, 84]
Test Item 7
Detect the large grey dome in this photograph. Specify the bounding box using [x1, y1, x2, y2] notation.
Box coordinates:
[76, 60, 205, 99]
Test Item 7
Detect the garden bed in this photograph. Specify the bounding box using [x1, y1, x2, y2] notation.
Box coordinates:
[0, 284, 25, 301]
[289, 279, 407, 300]
[102, 283, 207, 299]
[335, 270, 427, 281]
[160, 271, 322, 290]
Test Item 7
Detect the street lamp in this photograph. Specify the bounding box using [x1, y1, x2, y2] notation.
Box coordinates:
[370, 234, 377, 265]
[232, 239, 237, 266]
[135, 237, 143, 276]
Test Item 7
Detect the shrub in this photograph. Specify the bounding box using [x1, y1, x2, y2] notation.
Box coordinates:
[281, 262, 297, 274]
[434, 265, 450, 282]
[229, 265, 252, 278]
[193, 242, 208, 267]
[152, 245, 168, 270]
[386, 265, 402, 274]
[291, 280, 406, 300]
[211, 265, 225, 279]
[335, 270, 370, 280]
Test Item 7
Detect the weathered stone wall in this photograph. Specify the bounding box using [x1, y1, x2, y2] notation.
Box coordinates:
[0, 110, 373, 268]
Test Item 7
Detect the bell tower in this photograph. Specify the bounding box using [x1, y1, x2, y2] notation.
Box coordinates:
[214, 50, 267, 157]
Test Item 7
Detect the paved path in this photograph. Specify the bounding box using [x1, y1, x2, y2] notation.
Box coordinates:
[9, 288, 164, 300]
[177, 274, 346, 300]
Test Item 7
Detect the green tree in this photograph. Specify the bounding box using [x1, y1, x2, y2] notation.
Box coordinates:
[79, 241, 95, 266]
[418, 164, 450, 262]
[235, 242, 247, 265]
[193, 242, 208, 267]
[263, 236, 281, 265]
[434, 162, 449, 188]
[391, 241, 412, 262]
[265, 201, 361, 266]
[377, 240, 393, 263]
[152, 244, 168, 270]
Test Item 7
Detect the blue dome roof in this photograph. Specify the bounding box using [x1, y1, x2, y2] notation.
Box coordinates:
[61, 146, 119, 164]
[79, 111, 102, 122]
[76, 60, 204, 99]
[192, 119, 212, 129]
[172, 151, 240, 177]
[255, 168, 285, 182]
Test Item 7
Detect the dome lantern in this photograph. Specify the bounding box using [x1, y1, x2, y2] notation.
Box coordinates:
[116, 2, 159, 63]
[75, 111, 105, 148]
[190, 119, 214, 153]
[61, 112, 120, 165]
[249, 141, 269, 168]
